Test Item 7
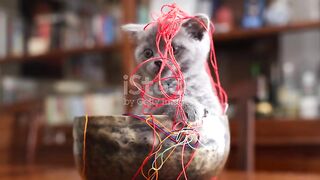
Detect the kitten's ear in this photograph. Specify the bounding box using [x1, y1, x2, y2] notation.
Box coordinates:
[121, 24, 145, 40]
[182, 14, 210, 41]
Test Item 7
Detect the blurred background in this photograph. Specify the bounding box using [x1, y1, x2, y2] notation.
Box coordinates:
[0, 0, 320, 178]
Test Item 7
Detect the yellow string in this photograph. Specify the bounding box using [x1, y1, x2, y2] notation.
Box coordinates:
[149, 116, 172, 133]
[141, 117, 163, 179]
[82, 115, 89, 179]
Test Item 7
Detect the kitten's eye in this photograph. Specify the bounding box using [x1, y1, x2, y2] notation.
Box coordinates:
[143, 49, 153, 58]
[172, 45, 180, 55]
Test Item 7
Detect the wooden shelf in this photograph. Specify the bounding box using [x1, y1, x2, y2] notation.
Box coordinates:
[1, 21, 319, 63]
[0, 43, 122, 65]
[214, 21, 320, 42]
[0, 99, 43, 114]
[230, 119, 320, 146]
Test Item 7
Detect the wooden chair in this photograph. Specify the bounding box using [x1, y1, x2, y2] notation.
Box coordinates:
[8, 99, 74, 166]
[4, 99, 44, 165]
[228, 80, 256, 173]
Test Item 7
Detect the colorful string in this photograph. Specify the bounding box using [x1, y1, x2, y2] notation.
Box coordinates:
[131, 115, 201, 180]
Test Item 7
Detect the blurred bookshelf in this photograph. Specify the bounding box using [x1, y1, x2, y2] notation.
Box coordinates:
[230, 119, 320, 147]
[228, 118, 320, 172]
[0, 0, 129, 107]
[0, 0, 130, 166]
[215, 21, 320, 42]
[0, 98, 42, 114]
[0, 43, 122, 64]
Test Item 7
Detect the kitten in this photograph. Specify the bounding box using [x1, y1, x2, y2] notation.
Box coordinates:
[122, 14, 223, 122]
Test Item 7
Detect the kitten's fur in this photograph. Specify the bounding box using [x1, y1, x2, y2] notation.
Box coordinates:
[123, 14, 223, 122]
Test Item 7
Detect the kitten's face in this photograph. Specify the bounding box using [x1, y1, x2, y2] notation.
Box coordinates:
[123, 15, 211, 78]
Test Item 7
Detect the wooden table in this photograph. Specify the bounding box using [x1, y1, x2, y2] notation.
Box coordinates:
[0, 165, 79, 180]
[1, 165, 320, 180]
[219, 171, 320, 180]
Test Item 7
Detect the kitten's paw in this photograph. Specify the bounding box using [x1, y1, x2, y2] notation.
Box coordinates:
[151, 99, 208, 123]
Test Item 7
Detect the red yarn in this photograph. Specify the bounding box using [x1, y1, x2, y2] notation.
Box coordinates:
[130, 3, 227, 180]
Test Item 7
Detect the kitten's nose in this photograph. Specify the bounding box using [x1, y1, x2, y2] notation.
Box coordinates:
[154, 61, 162, 67]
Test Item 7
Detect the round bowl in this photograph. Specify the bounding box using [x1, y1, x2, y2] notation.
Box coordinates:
[73, 115, 230, 180]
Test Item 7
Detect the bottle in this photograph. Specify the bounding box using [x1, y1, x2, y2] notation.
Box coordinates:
[11, 18, 25, 57]
[215, 5, 234, 33]
[277, 62, 300, 118]
[299, 71, 319, 119]
[251, 64, 273, 119]
[264, 0, 290, 26]
[255, 75, 273, 118]
[242, 0, 265, 28]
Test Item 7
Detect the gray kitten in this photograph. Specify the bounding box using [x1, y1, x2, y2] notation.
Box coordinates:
[123, 14, 223, 122]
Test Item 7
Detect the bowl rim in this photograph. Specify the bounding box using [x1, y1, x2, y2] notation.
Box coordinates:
[74, 115, 168, 119]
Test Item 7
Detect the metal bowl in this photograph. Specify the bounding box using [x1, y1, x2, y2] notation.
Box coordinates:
[73, 115, 230, 180]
